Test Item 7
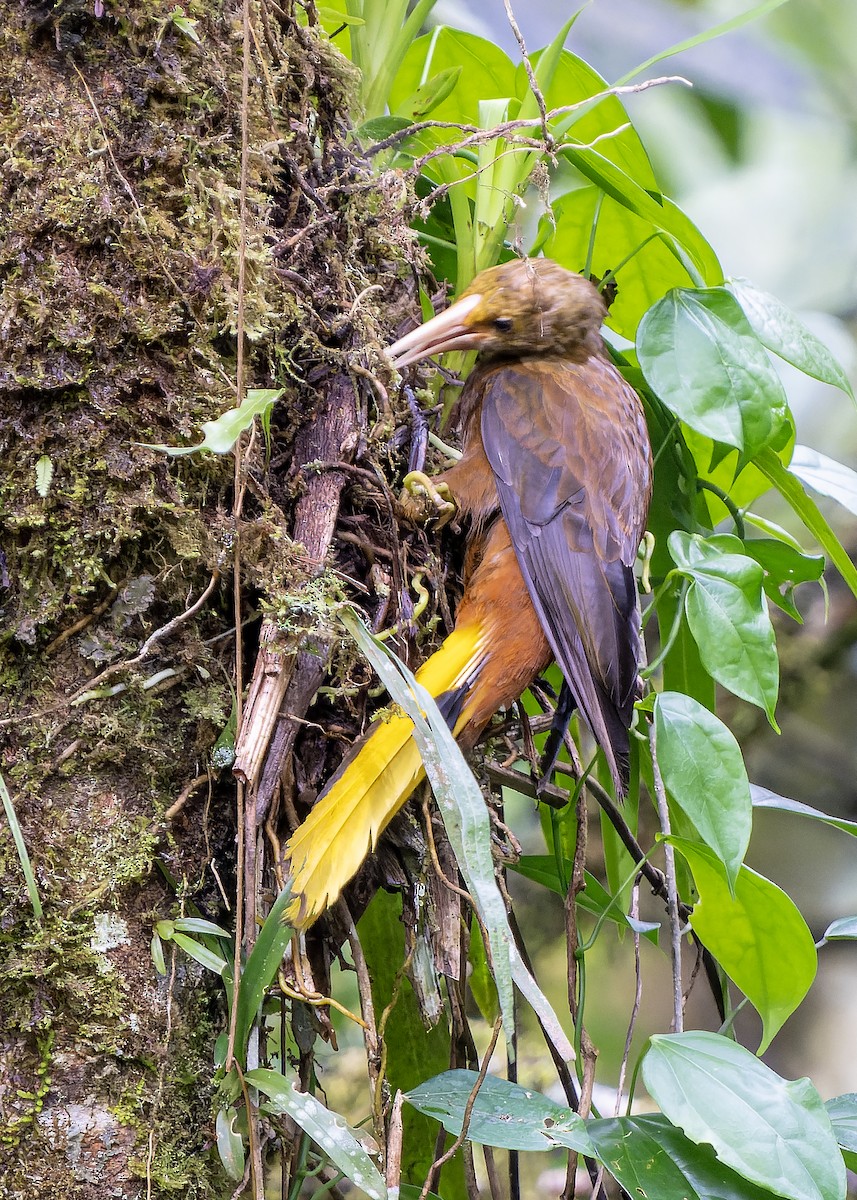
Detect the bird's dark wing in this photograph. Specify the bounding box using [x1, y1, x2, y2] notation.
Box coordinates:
[479, 354, 652, 793]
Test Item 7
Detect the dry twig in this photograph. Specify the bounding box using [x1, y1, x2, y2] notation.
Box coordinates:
[419, 1016, 504, 1200]
[366, 76, 690, 159]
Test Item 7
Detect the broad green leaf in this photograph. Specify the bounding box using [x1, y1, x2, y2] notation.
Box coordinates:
[654, 692, 750, 888]
[742, 537, 824, 622]
[560, 148, 722, 288]
[826, 1094, 857, 1157]
[386, 29, 520, 282]
[397, 0, 439, 60]
[515, 12, 582, 119]
[510, 858, 660, 942]
[729, 278, 854, 400]
[389, 28, 516, 126]
[788, 445, 857, 518]
[752, 784, 857, 837]
[638, 288, 788, 456]
[359, 892, 466, 1197]
[358, 114, 413, 142]
[143, 389, 283, 457]
[643, 1032, 845, 1200]
[754, 447, 857, 602]
[468, 916, 499, 1024]
[248, 1070, 387, 1200]
[744, 511, 806, 550]
[614, 359, 701, 581]
[466, 15, 595, 249]
[656, 589, 717, 710]
[681, 414, 795, 518]
[587, 1113, 777, 1200]
[671, 840, 816, 1051]
[821, 917, 857, 942]
[519, 49, 658, 188]
[215, 1107, 245, 1182]
[510, 855, 568, 898]
[232, 883, 294, 1064]
[405, 1070, 594, 1155]
[171, 932, 229, 976]
[538, 188, 715, 339]
[343, 611, 574, 1064]
[669, 532, 779, 725]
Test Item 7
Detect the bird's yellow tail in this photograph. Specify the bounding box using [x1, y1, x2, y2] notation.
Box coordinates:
[284, 624, 485, 928]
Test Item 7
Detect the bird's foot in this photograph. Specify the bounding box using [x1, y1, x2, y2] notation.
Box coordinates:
[399, 470, 457, 529]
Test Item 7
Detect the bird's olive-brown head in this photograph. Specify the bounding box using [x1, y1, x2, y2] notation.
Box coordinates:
[388, 258, 607, 369]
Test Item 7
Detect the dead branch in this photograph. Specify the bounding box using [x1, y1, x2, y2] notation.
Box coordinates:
[233, 371, 358, 789]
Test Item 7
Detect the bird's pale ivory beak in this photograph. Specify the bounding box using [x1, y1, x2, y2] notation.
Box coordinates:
[388, 293, 483, 368]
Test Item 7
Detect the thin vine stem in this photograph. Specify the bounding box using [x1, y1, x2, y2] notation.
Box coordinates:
[697, 477, 746, 538]
[641, 578, 690, 678]
[649, 718, 684, 1033]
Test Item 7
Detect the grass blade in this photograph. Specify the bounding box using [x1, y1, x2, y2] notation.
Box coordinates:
[0, 770, 42, 919]
[615, 0, 790, 86]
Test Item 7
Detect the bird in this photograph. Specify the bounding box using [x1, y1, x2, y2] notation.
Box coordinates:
[283, 257, 653, 928]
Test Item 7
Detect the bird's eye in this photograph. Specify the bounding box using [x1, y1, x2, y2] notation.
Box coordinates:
[493, 317, 514, 333]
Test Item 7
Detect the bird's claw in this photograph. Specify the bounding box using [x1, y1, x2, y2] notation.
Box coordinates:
[399, 470, 458, 529]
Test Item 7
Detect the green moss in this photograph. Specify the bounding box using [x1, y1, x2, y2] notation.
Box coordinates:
[0, 1029, 53, 1149]
[110, 1076, 147, 1129]
[261, 565, 348, 643]
[0, 906, 121, 1036]
[0, 0, 417, 1192]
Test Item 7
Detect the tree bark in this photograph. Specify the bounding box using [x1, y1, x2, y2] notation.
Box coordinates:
[0, 3, 413, 1194]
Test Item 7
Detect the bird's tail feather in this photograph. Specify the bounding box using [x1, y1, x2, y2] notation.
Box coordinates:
[284, 625, 484, 928]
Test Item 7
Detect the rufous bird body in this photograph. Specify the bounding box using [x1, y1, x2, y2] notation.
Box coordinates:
[284, 258, 652, 927]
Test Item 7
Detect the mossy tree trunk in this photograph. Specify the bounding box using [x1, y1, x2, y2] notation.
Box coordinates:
[0, 3, 415, 1194]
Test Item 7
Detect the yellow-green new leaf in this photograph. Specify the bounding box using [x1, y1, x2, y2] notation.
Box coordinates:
[144, 389, 283, 457]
